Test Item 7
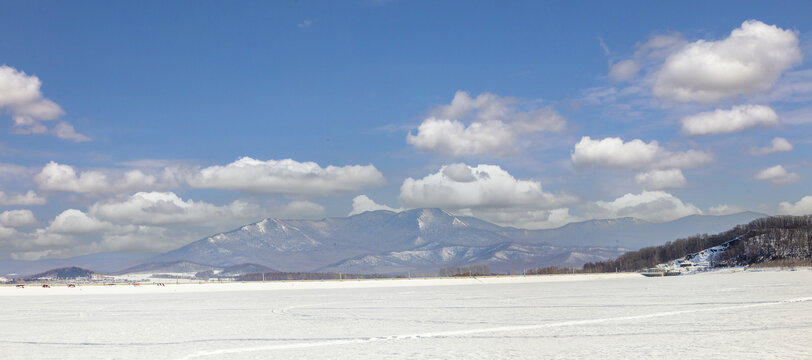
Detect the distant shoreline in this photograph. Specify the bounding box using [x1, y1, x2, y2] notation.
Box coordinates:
[4, 268, 810, 297]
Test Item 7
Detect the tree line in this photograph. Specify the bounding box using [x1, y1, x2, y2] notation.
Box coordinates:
[438, 264, 492, 277]
[236, 271, 393, 281]
[580, 215, 811, 273]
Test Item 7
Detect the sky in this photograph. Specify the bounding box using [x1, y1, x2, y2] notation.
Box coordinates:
[0, 0, 811, 260]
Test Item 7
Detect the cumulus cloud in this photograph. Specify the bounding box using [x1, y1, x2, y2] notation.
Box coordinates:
[400, 164, 574, 211]
[35, 161, 167, 194]
[748, 137, 793, 155]
[778, 196, 812, 215]
[0, 226, 16, 239]
[47, 209, 114, 235]
[681, 105, 778, 135]
[349, 195, 403, 216]
[653, 20, 801, 102]
[355, 167, 580, 228]
[188, 157, 384, 196]
[3, 223, 190, 260]
[407, 91, 566, 156]
[88, 191, 258, 226]
[0, 209, 37, 227]
[708, 204, 746, 215]
[407, 118, 516, 157]
[0, 65, 90, 141]
[609, 60, 640, 82]
[398, 164, 578, 228]
[34, 158, 385, 197]
[589, 191, 702, 223]
[463, 207, 581, 230]
[754, 165, 800, 185]
[0, 190, 46, 205]
[94, 225, 196, 254]
[635, 169, 687, 190]
[571, 136, 712, 169]
[0, 191, 271, 259]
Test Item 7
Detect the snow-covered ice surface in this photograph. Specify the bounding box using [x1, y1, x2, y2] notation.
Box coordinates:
[1, 270, 810, 359]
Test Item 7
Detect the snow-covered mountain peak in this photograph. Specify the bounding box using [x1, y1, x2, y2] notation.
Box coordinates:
[452, 217, 468, 227]
[146, 209, 764, 274]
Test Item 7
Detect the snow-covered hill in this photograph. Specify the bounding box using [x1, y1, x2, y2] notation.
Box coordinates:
[655, 238, 741, 274]
[142, 209, 763, 274]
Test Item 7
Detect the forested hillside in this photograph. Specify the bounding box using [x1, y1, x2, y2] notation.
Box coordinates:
[581, 215, 811, 273]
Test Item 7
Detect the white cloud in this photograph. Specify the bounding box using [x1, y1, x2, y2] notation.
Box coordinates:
[463, 207, 581, 230]
[748, 137, 793, 155]
[708, 204, 746, 215]
[778, 196, 812, 215]
[400, 163, 576, 212]
[635, 169, 687, 190]
[0, 65, 90, 141]
[589, 191, 702, 223]
[349, 195, 403, 216]
[609, 60, 640, 82]
[653, 20, 801, 102]
[407, 91, 566, 156]
[188, 157, 384, 196]
[35, 161, 166, 194]
[407, 118, 517, 157]
[0, 210, 37, 227]
[51, 121, 92, 142]
[571, 136, 712, 169]
[34, 157, 384, 197]
[397, 163, 581, 228]
[442, 163, 479, 182]
[681, 104, 778, 135]
[1, 192, 267, 258]
[95, 225, 191, 254]
[47, 209, 114, 235]
[572, 136, 659, 168]
[0, 190, 46, 205]
[88, 191, 258, 226]
[754, 165, 800, 185]
[0, 226, 16, 239]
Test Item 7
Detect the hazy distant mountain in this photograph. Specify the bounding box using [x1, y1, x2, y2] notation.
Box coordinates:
[0, 252, 156, 277]
[0, 210, 765, 276]
[146, 209, 765, 274]
[219, 263, 276, 276]
[24, 266, 95, 280]
[117, 260, 219, 274]
[523, 211, 768, 249]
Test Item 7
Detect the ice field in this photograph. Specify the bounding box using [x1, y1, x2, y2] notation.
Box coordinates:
[1, 270, 810, 359]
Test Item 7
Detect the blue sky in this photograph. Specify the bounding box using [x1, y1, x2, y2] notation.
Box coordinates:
[0, 0, 810, 259]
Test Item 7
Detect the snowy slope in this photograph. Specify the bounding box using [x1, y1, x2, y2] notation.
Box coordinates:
[657, 237, 741, 274]
[140, 209, 762, 275]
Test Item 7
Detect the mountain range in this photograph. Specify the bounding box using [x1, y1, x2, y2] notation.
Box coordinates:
[148, 209, 764, 274]
[0, 209, 766, 276]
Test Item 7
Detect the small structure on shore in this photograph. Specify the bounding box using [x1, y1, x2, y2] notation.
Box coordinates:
[640, 268, 681, 277]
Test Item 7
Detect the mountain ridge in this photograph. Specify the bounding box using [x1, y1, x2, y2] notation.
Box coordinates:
[147, 209, 766, 274]
[0, 210, 767, 276]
